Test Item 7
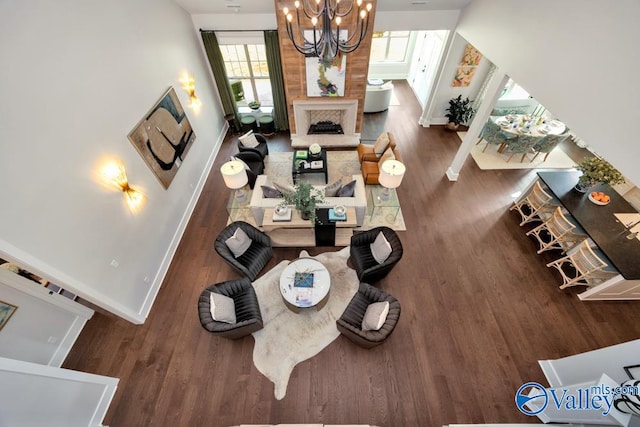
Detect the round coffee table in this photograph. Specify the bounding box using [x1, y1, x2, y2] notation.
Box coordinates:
[279, 258, 331, 312]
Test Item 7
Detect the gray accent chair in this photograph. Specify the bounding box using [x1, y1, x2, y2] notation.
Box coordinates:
[198, 277, 263, 339]
[214, 221, 273, 281]
[336, 282, 401, 348]
[350, 227, 403, 283]
[237, 132, 269, 159]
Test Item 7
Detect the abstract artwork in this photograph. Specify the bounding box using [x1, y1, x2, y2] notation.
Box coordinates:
[305, 30, 347, 97]
[452, 43, 483, 87]
[128, 87, 196, 189]
[0, 300, 17, 332]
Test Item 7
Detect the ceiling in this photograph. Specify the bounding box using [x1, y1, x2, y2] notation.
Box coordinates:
[176, 0, 473, 15]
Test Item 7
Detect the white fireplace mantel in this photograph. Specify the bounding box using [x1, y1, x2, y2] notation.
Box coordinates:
[291, 99, 360, 148]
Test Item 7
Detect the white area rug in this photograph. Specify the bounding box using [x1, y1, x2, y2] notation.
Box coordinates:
[251, 247, 359, 400]
[457, 131, 577, 170]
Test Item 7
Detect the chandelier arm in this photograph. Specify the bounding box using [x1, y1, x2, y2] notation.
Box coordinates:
[286, 21, 316, 55]
[336, 16, 368, 52]
[301, 0, 322, 20]
[334, 0, 354, 17]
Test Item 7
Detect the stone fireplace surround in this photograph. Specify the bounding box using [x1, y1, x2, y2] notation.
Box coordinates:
[291, 99, 360, 148]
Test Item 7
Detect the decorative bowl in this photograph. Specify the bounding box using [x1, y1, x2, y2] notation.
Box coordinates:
[588, 192, 610, 206]
[275, 205, 289, 216]
[334, 205, 346, 216]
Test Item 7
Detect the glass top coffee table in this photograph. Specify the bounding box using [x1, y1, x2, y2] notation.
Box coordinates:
[279, 257, 331, 312]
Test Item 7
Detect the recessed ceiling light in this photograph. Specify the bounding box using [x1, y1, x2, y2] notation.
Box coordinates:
[412, 1, 428, 4]
[226, 4, 241, 8]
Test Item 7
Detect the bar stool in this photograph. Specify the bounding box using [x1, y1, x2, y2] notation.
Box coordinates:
[510, 179, 561, 226]
[526, 207, 588, 254]
[240, 115, 258, 133]
[546, 240, 619, 289]
[258, 115, 275, 136]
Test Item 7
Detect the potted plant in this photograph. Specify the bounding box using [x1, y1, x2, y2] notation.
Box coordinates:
[280, 181, 325, 222]
[248, 100, 261, 110]
[574, 156, 625, 192]
[445, 95, 474, 130]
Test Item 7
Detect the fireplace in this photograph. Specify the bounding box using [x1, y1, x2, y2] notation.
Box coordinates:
[291, 100, 360, 148]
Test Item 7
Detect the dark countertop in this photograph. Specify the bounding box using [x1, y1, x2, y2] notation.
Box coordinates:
[538, 171, 640, 280]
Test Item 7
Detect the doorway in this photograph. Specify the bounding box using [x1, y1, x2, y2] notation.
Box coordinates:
[409, 30, 448, 109]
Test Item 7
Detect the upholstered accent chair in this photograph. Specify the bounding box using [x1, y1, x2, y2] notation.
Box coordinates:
[198, 277, 263, 339]
[350, 227, 403, 283]
[357, 131, 396, 163]
[336, 282, 401, 348]
[532, 132, 571, 162]
[234, 151, 264, 189]
[214, 221, 273, 281]
[360, 145, 402, 185]
[237, 132, 269, 159]
[502, 134, 541, 163]
[476, 119, 515, 153]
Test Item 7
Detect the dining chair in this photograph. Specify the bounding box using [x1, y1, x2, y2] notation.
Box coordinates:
[510, 179, 561, 226]
[546, 240, 619, 289]
[526, 207, 588, 254]
[532, 133, 571, 162]
[503, 134, 541, 162]
[475, 119, 513, 153]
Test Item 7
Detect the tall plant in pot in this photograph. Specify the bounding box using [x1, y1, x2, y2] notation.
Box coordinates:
[280, 181, 325, 222]
[574, 156, 625, 192]
[445, 95, 474, 130]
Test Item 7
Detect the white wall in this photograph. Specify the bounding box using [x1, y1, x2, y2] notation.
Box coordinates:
[428, 32, 491, 124]
[455, 0, 640, 186]
[374, 10, 461, 31]
[191, 13, 278, 31]
[0, 0, 226, 323]
[0, 269, 93, 367]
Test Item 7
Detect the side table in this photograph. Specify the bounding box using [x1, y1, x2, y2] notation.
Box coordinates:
[369, 186, 400, 222]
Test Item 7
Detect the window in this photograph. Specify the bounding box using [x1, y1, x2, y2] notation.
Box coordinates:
[219, 44, 273, 106]
[370, 31, 411, 62]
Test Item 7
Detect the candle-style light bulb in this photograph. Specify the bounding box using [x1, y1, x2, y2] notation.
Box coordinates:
[283, 7, 289, 15]
[287, 13, 293, 22]
[360, 10, 366, 18]
[335, 17, 341, 26]
[294, 0, 300, 8]
[357, 0, 362, 6]
[366, 3, 372, 11]
[311, 17, 318, 26]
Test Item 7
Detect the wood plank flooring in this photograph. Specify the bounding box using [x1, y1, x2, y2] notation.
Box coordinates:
[64, 81, 640, 427]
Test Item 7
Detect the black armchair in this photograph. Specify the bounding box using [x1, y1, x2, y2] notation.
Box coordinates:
[214, 221, 273, 281]
[237, 133, 269, 159]
[198, 277, 263, 339]
[350, 227, 403, 283]
[336, 282, 401, 348]
[234, 151, 264, 189]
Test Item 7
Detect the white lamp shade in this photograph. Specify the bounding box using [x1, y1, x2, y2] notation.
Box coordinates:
[220, 160, 248, 190]
[379, 159, 405, 189]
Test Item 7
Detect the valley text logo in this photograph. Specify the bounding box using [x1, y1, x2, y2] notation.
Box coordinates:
[515, 381, 640, 417]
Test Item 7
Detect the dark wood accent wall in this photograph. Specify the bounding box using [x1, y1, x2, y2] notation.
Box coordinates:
[274, 0, 376, 134]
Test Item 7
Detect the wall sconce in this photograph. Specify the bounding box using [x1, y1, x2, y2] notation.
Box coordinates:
[180, 73, 202, 112]
[101, 161, 145, 211]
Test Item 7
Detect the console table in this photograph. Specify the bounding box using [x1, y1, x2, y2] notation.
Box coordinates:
[262, 207, 357, 247]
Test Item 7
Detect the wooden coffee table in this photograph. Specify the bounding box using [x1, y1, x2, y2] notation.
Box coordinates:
[279, 258, 331, 312]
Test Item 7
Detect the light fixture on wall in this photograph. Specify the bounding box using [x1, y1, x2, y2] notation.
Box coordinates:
[282, 0, 373, 64]
[378, 159, 405, 201]
[101, 161, 145, 211]
[180, 73, 202, 112]
[221, 160, 248, 202]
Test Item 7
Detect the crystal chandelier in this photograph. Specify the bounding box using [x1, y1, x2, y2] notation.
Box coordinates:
[282, 0, 373, 64]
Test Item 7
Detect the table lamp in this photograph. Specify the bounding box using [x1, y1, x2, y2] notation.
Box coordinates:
[221, 160, 248, 202]
[378, 159, 405, 201]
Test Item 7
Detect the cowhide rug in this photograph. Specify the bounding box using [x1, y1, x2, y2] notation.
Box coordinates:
[251, 247, 358, 400]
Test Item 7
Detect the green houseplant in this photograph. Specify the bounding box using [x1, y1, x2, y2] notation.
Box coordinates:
[248, 100, 261, 110]
[445, 95, 474, 130]
[280, 181, 325, 222]
[575, 156, 625, 192]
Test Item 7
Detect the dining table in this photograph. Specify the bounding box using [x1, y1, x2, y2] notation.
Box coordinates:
[494, 114, 566, 137]
[537, 171, 640, 280]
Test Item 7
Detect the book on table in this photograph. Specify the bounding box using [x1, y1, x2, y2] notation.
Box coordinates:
[294, 272, 314, 288]
[328, 208, 347, 221]
[295, 150, 309, 160]
[310, 160, 323, 169]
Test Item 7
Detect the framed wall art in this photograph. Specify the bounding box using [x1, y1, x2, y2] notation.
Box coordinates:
[452, 43, 483, 87]
[128, 87, 196, 189]
[0, 300, 18, 332]
[305, 30, 347, 97]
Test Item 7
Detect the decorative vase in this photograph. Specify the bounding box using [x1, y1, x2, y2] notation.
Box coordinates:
[300, 209, 311, 220]
[446, 122, 460, 131]
[574, 181, 596, 193]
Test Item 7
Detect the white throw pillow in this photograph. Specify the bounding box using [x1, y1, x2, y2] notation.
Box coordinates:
[361, 301, 390, 331]
[373, 132, 390, 155]
[370, 231, 392, 264]
[225, 227, 252, 258]
[238, 130, 260, 148]
[378, 146, 396, 165]
[209, 292, 237, 324]
[323, 177, 343, 197]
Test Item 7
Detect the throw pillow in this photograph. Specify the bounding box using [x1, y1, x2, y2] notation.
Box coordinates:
[337, 180, 356, 197]
[379, 147, 396, 165]
[272, 180, 295, 197]
[370, 231, 392, 264]
[373, 132, 390, 155]
[209, 292, 237, 324]
[261, 185, 283, 198]
[361, 301, 390, 331]
[324, 177, 343, 197]
[224, 227, 252, 258]
[238, 130, 260, 149]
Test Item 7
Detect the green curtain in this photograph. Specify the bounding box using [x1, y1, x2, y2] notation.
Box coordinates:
[200, 31, 239, 125]
[264, 30, 289, 131]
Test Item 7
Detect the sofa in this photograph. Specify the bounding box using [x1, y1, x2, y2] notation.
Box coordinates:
[250, 174, 367, 227]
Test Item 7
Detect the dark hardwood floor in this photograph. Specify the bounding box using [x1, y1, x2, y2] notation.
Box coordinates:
[64, 81, 640, 427]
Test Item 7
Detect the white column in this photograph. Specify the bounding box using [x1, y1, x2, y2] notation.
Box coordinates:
[446, 70, 509, 181]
